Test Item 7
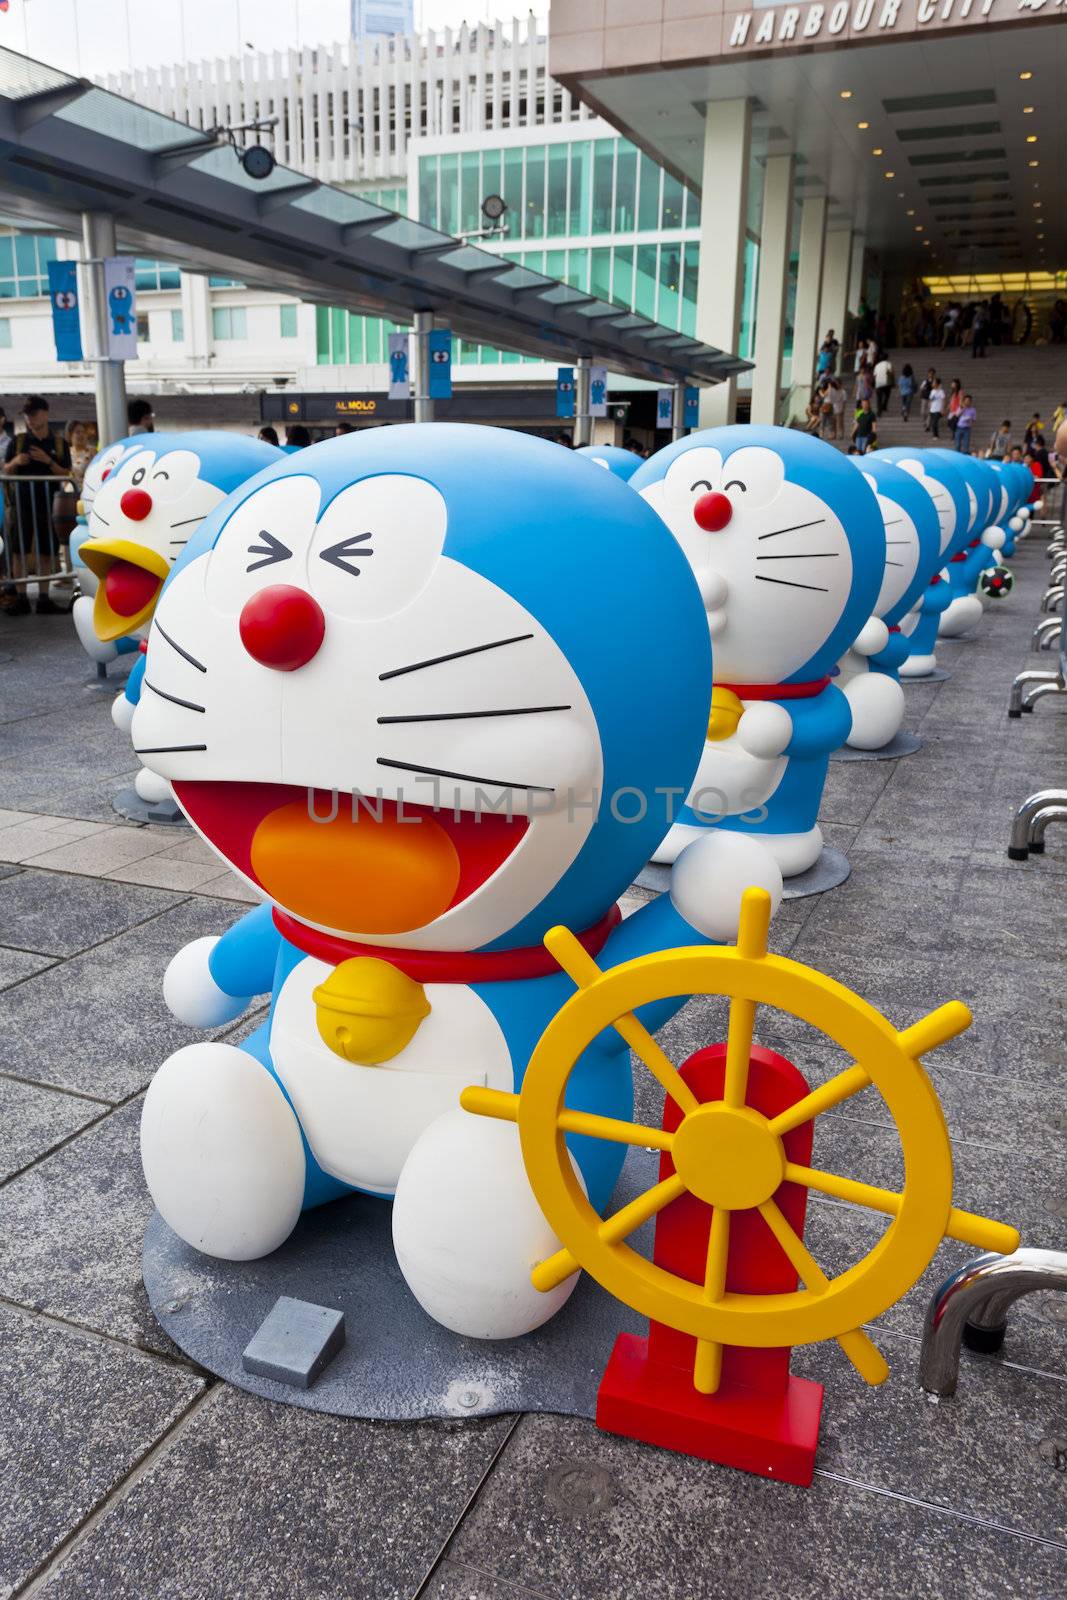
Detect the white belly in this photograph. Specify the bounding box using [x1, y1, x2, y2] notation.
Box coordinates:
[270, 958, 513, 1194]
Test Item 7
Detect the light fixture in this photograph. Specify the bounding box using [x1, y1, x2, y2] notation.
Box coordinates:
[885, 171, 895, 178]
[1023, 106, 1034, 114]
[907, 209, 915, 216]
[915, 225, 923, 232]
[1020, 70, 1032, 80]
[857, 120, 869, 129]
[1037, 233, 1045, 240]
[1033, 201, 1041, 207]
[872, 147, 884, 155]
[1029, 160, 1039, 168]
[1027, 134, 1038, 143]
[897, 191, 905, 198]
[840, 89, 852, 99]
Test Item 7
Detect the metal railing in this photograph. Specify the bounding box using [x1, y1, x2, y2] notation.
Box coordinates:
[920, 1249, 1067, 1398]
[0, 472, 81, 609]
[1007, 508, 1066, 858]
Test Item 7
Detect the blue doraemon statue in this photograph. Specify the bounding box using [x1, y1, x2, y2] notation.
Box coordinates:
[135, 424, 782, 1340]
[575, 443, 643, 482]
[78, 431, 282, 803]
[879, 449, 971, 679]
[631, 426, 884, 877]
[837, 455, 941, 749]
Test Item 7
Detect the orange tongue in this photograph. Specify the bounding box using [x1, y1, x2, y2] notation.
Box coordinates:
[249, 801, 461, 934]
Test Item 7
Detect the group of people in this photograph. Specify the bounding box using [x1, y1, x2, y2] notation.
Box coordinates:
[0, 395, 103, 617]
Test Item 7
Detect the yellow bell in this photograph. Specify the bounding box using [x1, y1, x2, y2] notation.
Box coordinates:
[707, 685, 745, 742]
[312, 957, 430, 1065]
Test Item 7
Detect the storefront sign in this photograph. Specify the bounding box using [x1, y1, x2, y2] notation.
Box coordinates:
[727, 0, 1037, 51]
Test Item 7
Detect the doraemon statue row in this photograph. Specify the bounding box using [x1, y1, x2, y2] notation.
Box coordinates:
[879, 448, 972, 680]
[135, 424, 782, 1341]
[631, 426, 885, 876]
[71, 440, 140, 667]
[835, 455, 941, 750]
[75, 431, 282, 803]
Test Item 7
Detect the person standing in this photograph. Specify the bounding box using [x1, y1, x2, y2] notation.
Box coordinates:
[851, 398, 877, 456]
[816, 329, 839, 379]
[873, 352, 894, 416]
[945, 379, 962, 441]
[988, 420, 1012, 459]
[928, 377, 946, 439]
[64, 421, 93, 488]
[1, 395, 72, 615]
[830, 377, 846, 441]
[955, 394, 976, 454]
[898, 364, 915, 422]
[919, 368, 936, 431]
[971, 303, 989, 359]
[127, 398, 155, 435]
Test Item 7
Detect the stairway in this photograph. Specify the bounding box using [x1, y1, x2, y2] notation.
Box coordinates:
[859, 344, 1067, 451]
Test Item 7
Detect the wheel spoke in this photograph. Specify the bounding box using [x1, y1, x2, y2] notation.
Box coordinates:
[530, 1173, 686, 1294]
[545, 925, 698, 1115]
[723, 997, 756, 1108]
[759, 1199, 889, 1385]
[786, 1164, 1020, 1255]
[897, 1002, 972, 1059]
[768, 1064, 871, 1136]
[556, 1108, 674, 1153]
[460, 1086, 520, 1122]
[736, 886, 773, 959]
[693, 1206, 730, 1395]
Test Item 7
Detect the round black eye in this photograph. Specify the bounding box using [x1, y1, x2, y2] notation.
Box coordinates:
[132, 466, 146, 485]
[690, 479, 714, 493]
[723, 479, 747, 493]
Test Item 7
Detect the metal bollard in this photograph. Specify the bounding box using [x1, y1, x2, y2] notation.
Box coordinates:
[1008, 669, 1060, 716]
[1008, 788, 1067, 858]
[1031, 617, 1062, 652]
[920, 1249, 1067, 1398]
[1029, 803, 1067, 854]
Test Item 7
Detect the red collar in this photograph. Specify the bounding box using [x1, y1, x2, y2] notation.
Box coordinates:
[717, 677, 830, 700]
[950, 552, 968, 562]
[272, 903, 621, 983]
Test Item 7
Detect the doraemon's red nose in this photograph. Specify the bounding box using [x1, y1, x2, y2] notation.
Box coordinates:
[693, 490, 733, 532]
[239, 584, 325, 672]
[120, 488, 153, 521]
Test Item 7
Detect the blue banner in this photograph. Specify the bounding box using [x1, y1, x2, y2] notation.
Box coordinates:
[427, 329, 452, 400]
[656, 388, 674, 429]
[556, 367, 575, 419]
[684, 387, 699, 429]
[48, 260, 83, 362]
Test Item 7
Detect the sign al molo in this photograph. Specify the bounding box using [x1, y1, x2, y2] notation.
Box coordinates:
[728, 0, 1031, 51]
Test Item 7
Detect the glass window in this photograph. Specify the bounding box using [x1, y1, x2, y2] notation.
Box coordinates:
[637, 153, 660, 233]
[568, 141, 591, 234]
[739, 237, 759, 361]
[615, 144, 637, 232]
[136, 313, 150, 342]
[316, 304, 331, 363]
[503, 147, 524, 230]
[635, 244, 658, 319]
[681, 242, 698, 337]
[208, 275, 243, 288]
[0, 238, 13, 277]
[0, 317, 12, 349]
[347, 313, 364, 364]
[590, 247, 612, 303]
[13, 235, 36, 276]
[279, 304, 298, 338]
[460, 150, 482, 235]
[524, 145, 546, 239]
[592, 139, 614, 234]
[439, 153, 459, 236]
[16, 280, 38, 298]
[171, 309, 184, 341]
[329, 307, 347, 361]
[159, 263, 181, 290]
[524, 250, 545, 275]
[547, 143, 568, 237]
[481, 149, 503, 210]
[365, 317, 384, 364]
[612, 244, 633, 310]
[685, 185, 701, 229]
[566, 248, 589, 293]
[418, 156, 438, 227]
[212, 306, 248, 340]
[662, 172, 684, 231]
[546, 248, 566, 281]
[659, 243, 682, 328]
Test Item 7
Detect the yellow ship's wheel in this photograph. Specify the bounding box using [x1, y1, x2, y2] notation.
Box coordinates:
[462, 889, 1019, 1394]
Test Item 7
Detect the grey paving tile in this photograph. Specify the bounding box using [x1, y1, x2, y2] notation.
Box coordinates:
[422, 1563, 550, 1600]
[23, 824, 172, 878]
[0, 869, 182, 957]
[818, 758, 896, 827]
[0, 815, 108, 865]
[0, 944, 54, 991]
[0, 1099, 180, 1356]
[41, 1386, 512, 1600]
[0, 1302, 205, 1597]
[106, 855, 228, 891]
[192, 870, 260, 903]
[445, 1414, 1066, 1600]
[0, 895, 249, 1101]
[0, 1075, 103, 1183]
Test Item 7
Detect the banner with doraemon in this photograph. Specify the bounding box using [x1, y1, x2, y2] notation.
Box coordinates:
[103, 256, 137, 360]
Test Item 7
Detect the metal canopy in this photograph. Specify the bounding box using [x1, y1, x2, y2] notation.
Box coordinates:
[0, 45, 748, 387]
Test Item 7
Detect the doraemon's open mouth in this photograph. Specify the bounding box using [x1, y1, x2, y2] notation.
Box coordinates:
[80, 537, 168, 640]
[173, 780, 528, 936]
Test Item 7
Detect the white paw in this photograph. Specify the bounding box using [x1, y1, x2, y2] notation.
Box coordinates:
[73, 595, 116, 663]
[141, 1042, 305, 1260]
[163, 936, 251, 1028]
[938, 596, 983, 638]
[392, 1109, 579, 1339]
[981, 526, 1006, 552]
[670, 830, 783, 941]
[843, 672, 905, 750]
[134, 766, 172, 804]
[851, 616, 891, 657]
[736, 701, 793, 760]
[111, 692, 136, 734]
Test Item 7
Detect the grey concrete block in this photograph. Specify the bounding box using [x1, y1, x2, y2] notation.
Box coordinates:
[0, 867, 180, 957]
[0, 1301, 204, 1596]
[0, 943, 54, 991]
[243, 1296, 346, 1390]
[0, 1075, 102, 1183]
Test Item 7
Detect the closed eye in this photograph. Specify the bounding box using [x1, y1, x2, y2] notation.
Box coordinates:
[246, 530, 292, 573]
[723, 479, 747, 493]
[690, 479, 715, 493]
[152, 469, 170, 482]
[319, 530, 375, 576]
